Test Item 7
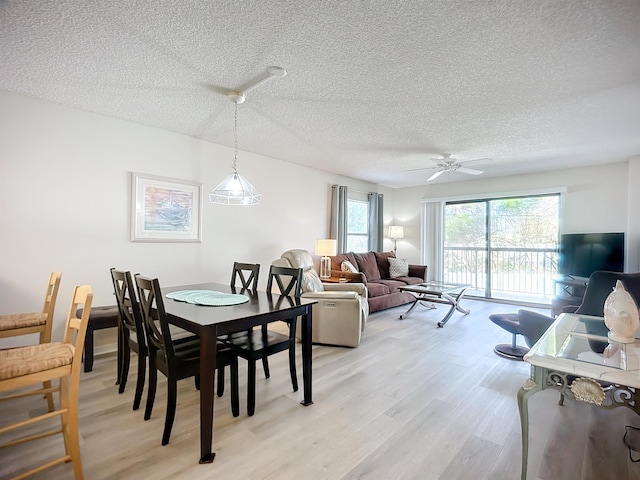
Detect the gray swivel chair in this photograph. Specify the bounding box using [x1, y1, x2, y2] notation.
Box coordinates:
[489, 310, 555, 360]
[488, 312, 529, 360]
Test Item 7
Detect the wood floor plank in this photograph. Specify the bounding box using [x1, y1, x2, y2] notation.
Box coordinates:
[3, 298, 640, 479]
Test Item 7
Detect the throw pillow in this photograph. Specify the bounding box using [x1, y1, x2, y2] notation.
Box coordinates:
[353, 252, 382, 281]
[341, 260, 358, 273]
[388, 257, 409, 278]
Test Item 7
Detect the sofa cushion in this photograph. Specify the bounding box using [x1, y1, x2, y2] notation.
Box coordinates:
[392, 276, 424, 286]
[353, 252, 381, 281]
[389, 257, 409, 278]
[365, 281, 390, 298]
[331, 253, 357, 270]
[374, 251, 396, 278]
[370, 279, 409, 294]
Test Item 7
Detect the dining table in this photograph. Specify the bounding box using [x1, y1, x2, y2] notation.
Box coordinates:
[161, 282, 317, 464]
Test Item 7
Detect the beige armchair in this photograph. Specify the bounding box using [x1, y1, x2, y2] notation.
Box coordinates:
[273, 249, 369, 347]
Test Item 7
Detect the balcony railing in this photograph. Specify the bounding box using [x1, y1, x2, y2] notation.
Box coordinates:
[443, 246, 558, 298]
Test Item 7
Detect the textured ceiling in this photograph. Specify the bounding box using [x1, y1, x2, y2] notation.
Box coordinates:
[2, 0, 640, 187]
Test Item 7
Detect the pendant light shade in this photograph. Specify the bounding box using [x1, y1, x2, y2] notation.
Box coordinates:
[209, 172, 261, 205]
[210, 96, 261, 205]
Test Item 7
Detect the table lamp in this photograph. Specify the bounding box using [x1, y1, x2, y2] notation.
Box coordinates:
[388, 225, 404, 254]
[315, 239, 337, 279]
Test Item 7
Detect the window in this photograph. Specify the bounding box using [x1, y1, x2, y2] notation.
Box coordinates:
[443, 194, 559, 300]
[347, 199, 369, 252]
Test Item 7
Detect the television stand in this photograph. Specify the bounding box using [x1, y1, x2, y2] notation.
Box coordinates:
[551, 275, 588, 316]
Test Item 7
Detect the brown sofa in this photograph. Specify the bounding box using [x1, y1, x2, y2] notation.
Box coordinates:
[329, 251, 427, 313]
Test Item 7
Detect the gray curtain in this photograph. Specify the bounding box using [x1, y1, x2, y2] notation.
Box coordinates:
[368, 192, 384, 252]
[422, 200, 444, 281]
[330, 185, 348, 253]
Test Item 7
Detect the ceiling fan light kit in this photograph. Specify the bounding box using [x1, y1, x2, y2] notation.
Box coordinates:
[209, 67, 286, 206]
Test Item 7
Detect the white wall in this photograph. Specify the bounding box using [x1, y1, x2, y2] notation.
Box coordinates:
[0, 91, 377, 342]
[389, 162, 640, 271]
[3, 90, 638, 343]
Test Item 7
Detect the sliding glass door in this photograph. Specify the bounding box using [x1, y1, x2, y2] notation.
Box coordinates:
[443, 194, 559, 301]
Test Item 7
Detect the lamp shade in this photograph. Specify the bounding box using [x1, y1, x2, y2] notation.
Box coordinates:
[209, 172, 261, 205]
[388, 225, 404, 239]
[315, 239, 337, 257]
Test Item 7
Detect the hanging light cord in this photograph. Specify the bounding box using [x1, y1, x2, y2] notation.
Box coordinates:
[232, 102, 239, 173]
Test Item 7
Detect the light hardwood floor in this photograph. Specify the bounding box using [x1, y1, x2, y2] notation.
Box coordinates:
[2, 299, 640, 479]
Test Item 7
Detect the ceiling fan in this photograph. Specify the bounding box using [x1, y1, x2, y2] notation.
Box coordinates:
[404, 153, 491, 181]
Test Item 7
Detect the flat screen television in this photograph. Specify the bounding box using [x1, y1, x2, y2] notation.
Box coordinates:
[558, 232, 625, 279]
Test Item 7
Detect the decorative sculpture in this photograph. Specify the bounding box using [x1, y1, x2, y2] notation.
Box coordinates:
[570, 377, 606, 406]
[603, 280, 640, 344]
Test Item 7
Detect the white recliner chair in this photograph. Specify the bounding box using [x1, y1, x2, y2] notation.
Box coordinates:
[273, 249, 369, 347]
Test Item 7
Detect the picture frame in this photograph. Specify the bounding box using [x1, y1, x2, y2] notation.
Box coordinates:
[130, 172, 202, 242]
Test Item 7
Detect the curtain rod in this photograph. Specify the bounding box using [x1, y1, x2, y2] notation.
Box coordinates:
[334, 185, 380, 195]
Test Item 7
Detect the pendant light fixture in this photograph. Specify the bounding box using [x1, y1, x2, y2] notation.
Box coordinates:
[209, 99, 261, 205]
[209, 67, 287, 206]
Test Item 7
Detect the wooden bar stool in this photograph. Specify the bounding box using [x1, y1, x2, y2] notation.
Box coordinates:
[0, 285, 93, 479]
[0, 271, 62, 411]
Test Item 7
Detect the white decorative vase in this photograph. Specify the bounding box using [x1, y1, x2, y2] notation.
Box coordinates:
[603, 280, 640, 344]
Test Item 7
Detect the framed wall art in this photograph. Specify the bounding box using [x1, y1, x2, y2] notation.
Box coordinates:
[130, 172, 202, 242]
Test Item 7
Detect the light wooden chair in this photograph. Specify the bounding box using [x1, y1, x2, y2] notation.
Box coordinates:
[0, 271, 62, 411]
[0, 285, 93, 480]
[0, 271, 62, 343]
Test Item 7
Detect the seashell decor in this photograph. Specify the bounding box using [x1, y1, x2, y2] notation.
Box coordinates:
[603, 280, 640, 344]
[570, 377, 606, 406]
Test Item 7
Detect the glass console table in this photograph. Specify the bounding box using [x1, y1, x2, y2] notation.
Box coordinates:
[518, 312, 640, 479]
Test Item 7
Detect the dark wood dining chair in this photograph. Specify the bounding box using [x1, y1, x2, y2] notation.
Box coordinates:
[110, 268, 147, 410]
[230, 262, 260, 291]
[216, 262, 261, 400]
[134, 275, 240, 445]
[222, 265, 302, 416]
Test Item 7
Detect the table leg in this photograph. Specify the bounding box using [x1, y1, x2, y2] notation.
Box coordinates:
[300, 306, 313, 406]
[399, 296, 436, 320]
[437, 290, 470, 327]
[399, 298, 419, 320]
[198, 329, 217, 464]
[437, 303, 457, 328]
[517, 377, 541, 480]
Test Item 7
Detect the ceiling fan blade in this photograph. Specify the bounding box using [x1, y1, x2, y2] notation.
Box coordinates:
[461, 157, 492, 165]
[200, 83, 232, 96]
[428, 170, 444, 181]
[457, 167, 483, 175]
[240, 66, 287, 95]
[401, 165, 438, 172]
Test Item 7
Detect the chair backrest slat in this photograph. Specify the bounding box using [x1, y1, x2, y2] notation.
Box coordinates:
[42, 272, 62, 343]
[111, 268, 147, 351]
[135, 275, 176, 364]
[231, 262, 260, 291]
[267, 266, 303, 298]
[64, 285, 93, 382]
